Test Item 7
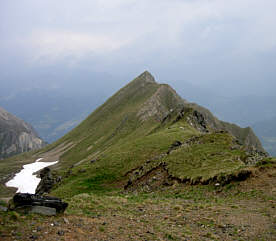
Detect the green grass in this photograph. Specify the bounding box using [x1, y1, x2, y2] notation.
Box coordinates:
[1, 72, 269, 200]
[165, 132, 245, 183]
[50, 76, 264, 198]
[51, 118, 252, 198]
[0, 72, 274, 240]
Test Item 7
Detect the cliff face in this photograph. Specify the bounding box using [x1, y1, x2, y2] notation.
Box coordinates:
[0, 107, 45, 159]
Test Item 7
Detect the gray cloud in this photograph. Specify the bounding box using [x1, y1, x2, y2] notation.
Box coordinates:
[1, 0, 276, 97]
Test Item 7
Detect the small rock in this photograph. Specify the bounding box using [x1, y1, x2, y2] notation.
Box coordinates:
[53, 221, 59, 226]
[63, 217, 69, 224]
[57, 230, 65, 236]
[30, 234, 38, 240]
[56, 176, 62, 182]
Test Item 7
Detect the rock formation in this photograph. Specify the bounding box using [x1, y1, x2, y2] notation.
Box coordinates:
[35, 167, 60, 195]
[8, 193, 68, 216]
[0, 106, 45, 159]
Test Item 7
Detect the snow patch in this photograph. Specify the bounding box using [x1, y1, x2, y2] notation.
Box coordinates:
[6, 158, 58, 194]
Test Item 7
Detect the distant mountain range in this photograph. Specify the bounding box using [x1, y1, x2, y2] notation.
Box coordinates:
[0, 106, 45, 159]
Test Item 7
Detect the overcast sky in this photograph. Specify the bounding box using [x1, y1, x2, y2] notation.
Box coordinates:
[1, 0, 276, 97]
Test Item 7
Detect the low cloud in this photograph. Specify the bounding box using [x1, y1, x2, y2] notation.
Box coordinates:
[28, 31, 135, 61]
[1, 0, 276, 96]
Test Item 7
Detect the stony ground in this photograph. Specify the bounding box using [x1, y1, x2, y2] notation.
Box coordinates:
[1, 166, 276, 241]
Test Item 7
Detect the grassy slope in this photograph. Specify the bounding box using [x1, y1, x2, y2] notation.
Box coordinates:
[49, 77, 262, 198]
[1, 160, 276, 240]
[1, 72, 269, 199]
[1, 72, 275, 240]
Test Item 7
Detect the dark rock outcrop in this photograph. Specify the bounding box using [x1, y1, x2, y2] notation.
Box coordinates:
[186, 103, 267, 155]
[8, 193, 68, 215]
[35, 167, 56, 195]
[0, 106, 45, 159]
[167, 140, 182, 154]
[134, 75, 266, 155]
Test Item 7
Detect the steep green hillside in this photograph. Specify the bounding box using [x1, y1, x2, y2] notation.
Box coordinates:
[1, 71, 275, 241]
[1, 71, 269, 199]
[25, 71, 265, 198]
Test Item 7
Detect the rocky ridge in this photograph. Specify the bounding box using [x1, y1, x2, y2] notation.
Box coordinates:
[136, 72, 266, 155]
[0, 106, 45, 159]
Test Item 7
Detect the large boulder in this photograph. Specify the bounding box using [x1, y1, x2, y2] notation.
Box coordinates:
[30, 206, 57, 216]
[9, 193, 68, 215]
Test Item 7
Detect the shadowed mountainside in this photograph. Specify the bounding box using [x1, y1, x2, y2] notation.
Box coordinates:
[0, 106, 45, 159]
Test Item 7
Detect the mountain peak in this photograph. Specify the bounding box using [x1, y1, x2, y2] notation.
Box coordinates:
[135, 71, 156, 84]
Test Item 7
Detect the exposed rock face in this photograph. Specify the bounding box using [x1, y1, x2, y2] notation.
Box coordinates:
[137, 84, 184, 122]
[186, 103, 267, 154]
[0, 106, 45, 159]
[134, 76, 267, 155]
[35, 167, 57, 195]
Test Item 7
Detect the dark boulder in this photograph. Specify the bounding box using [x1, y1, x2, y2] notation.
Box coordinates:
[35, 167, 55, 195]
[167, 140, 182, 154]
[171, 140, 182, 147]
[9, 193, 68, 214]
